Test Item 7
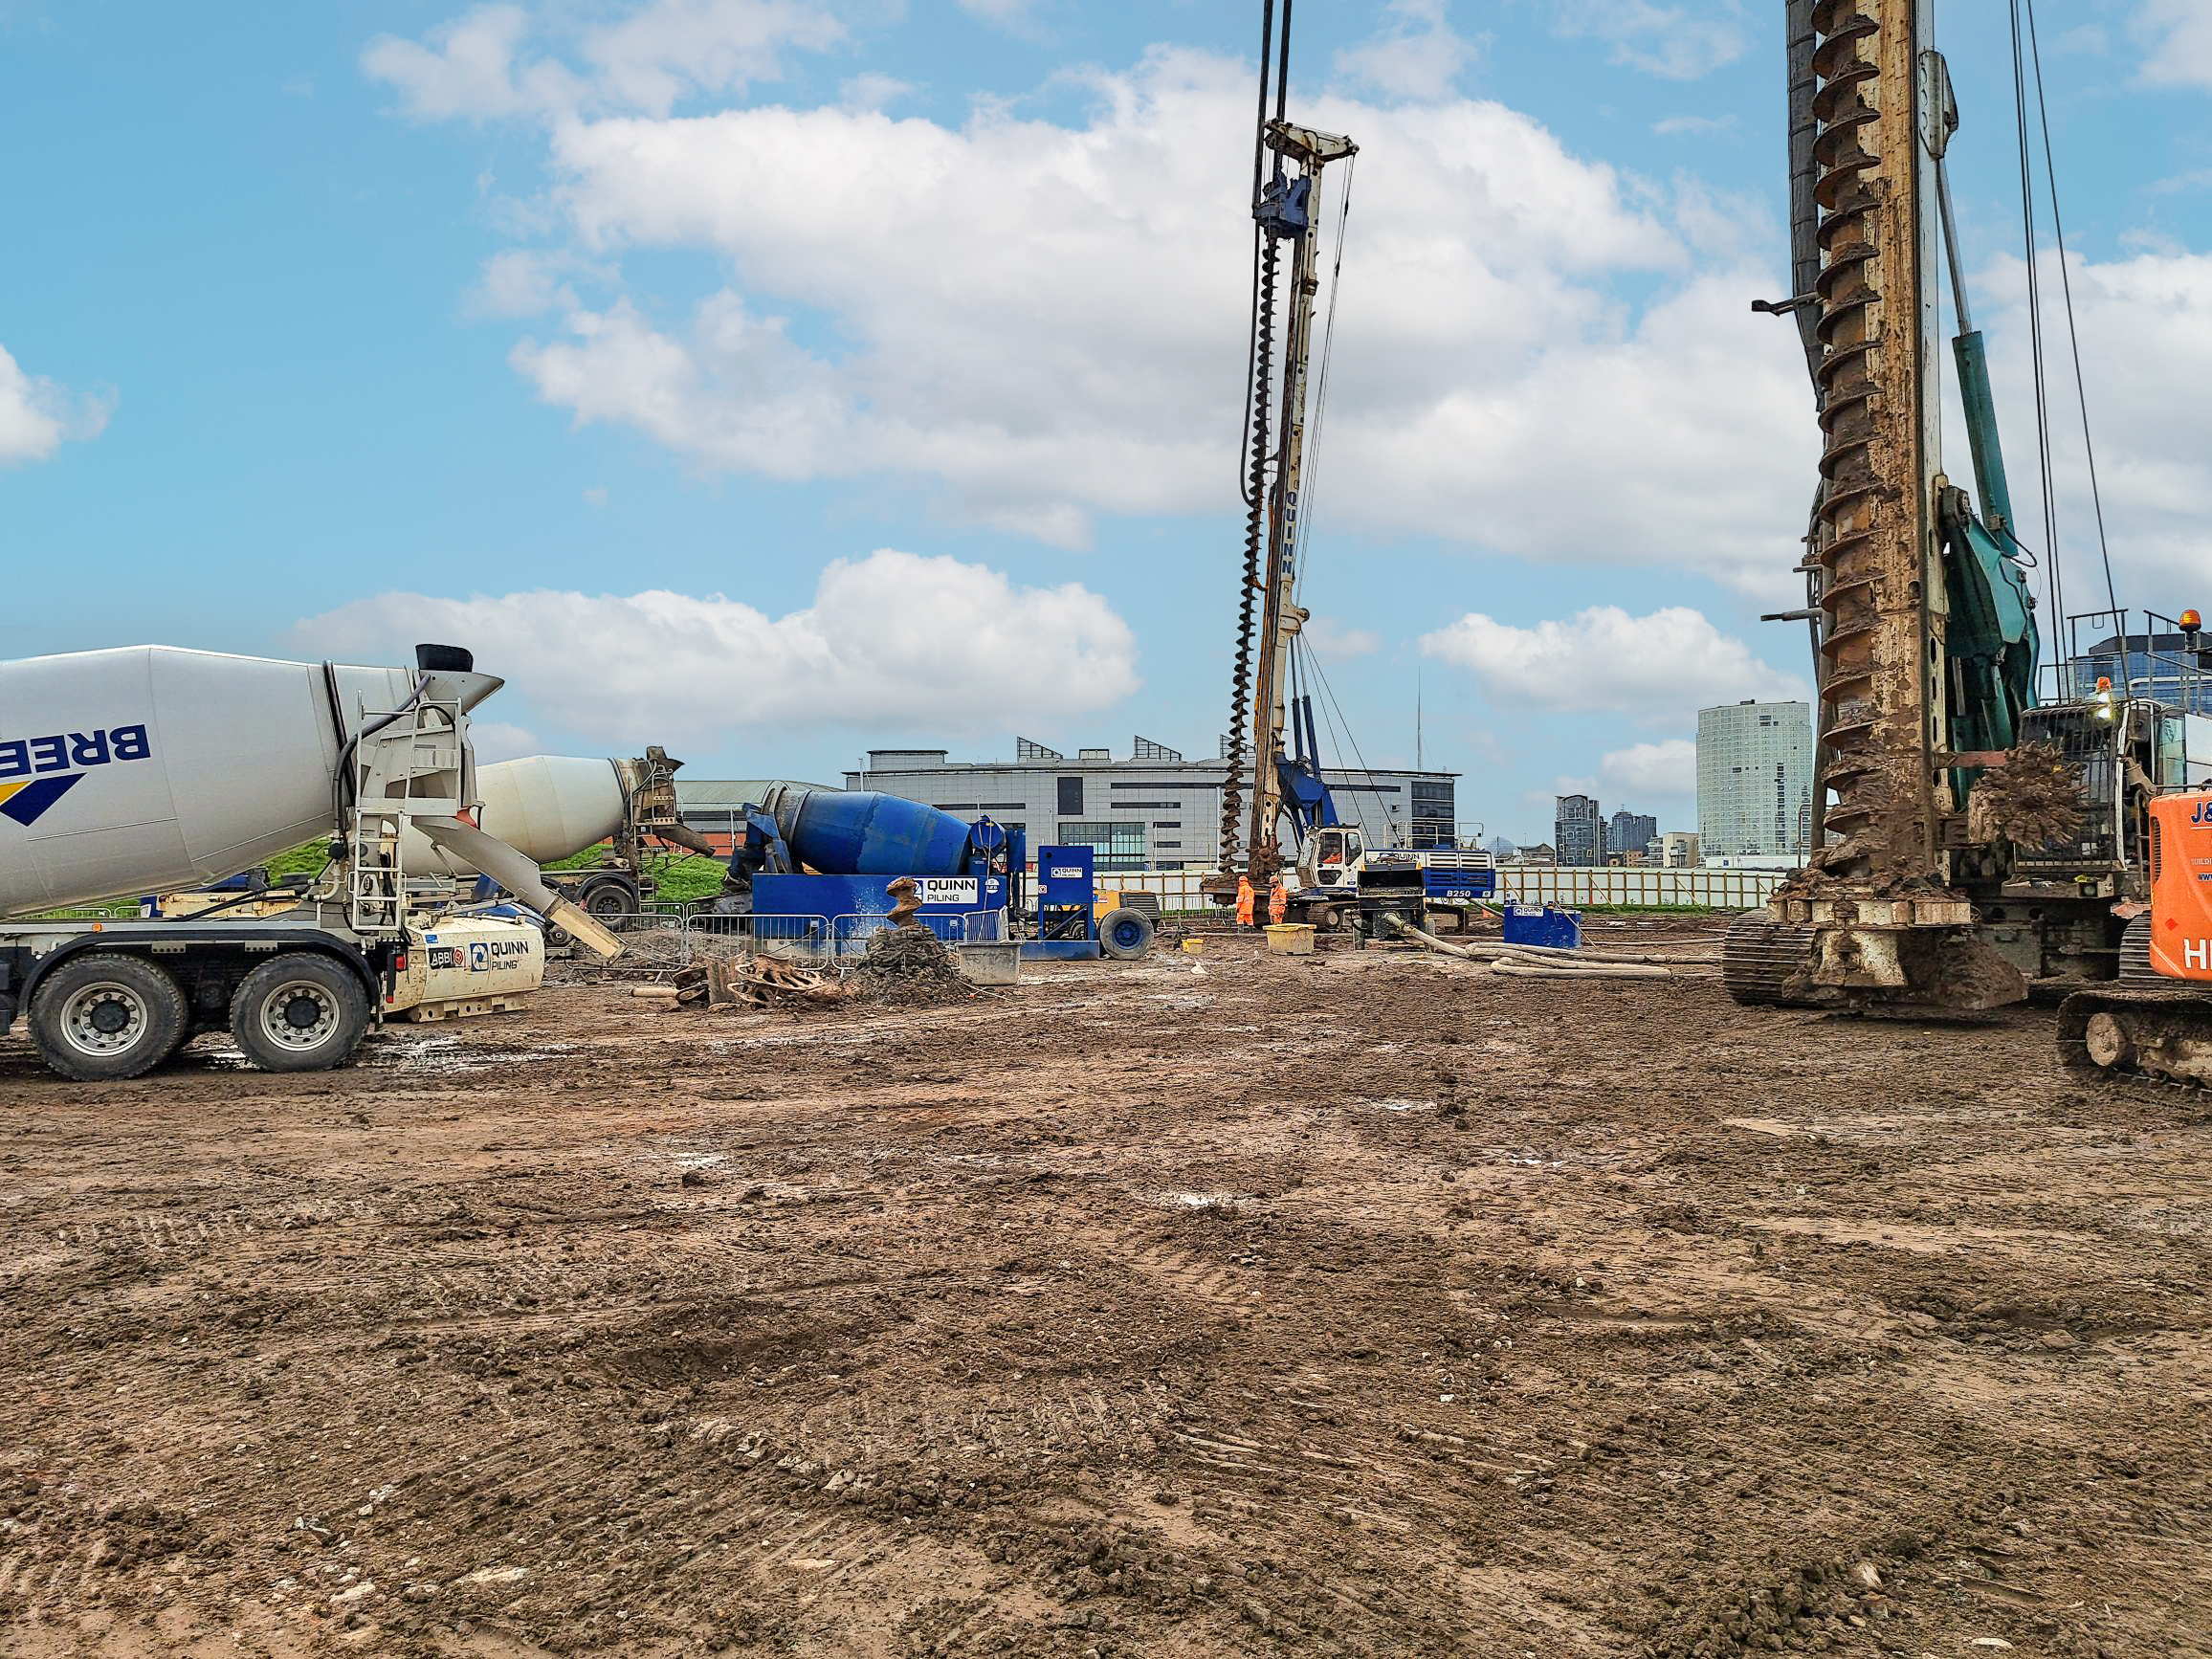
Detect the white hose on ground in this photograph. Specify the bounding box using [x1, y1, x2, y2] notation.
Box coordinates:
[1493, 957, 1676, 979]
[1389, 916, 1714, 967]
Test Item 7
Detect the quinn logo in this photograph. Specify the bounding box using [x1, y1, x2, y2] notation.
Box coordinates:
[468, 938, 531, 970]
[0, 726, 152, 827]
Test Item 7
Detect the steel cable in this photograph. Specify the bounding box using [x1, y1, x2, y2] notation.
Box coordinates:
[2024, 0, 2118, 616]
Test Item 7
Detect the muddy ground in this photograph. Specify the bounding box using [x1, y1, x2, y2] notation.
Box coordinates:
[1, 924, 2208, 1659]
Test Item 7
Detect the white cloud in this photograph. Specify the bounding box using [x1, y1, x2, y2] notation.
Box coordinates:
[1550, 1, 1748, 81]
[1420, 605, 1804, 721]
[839, 72, 912, 112]
[467, 248, 611, 317]
[511, 293, 855, 487]
[583, 485, 608, 505]
[469, 719, 542, 762]
[409, 46, 1810, 585]
[1653, 113, 1735, 136]
[289, 548, 1139, 744]
[0, 343, 110, 467]
[1303, 617, 1380, 661]
[2136, 0, 2212, 90]
[363, 6, 554, 121]
[1972, 247, 2212, 608]
[1600, 736, 1695, 799]
[1333, 0, 1479, 104]
[363, 0, 842, 122]
[584, 0, 844, 114]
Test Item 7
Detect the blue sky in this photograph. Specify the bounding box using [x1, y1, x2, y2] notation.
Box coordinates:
[5, 0, 2210, 844]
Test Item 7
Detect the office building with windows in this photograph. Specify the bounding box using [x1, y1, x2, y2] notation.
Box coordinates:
[1608, 809, 1658, 863]
[2064, 628, 2212, 715]
[841, 738, 1461, 873]
[1697, 700, 1813, 861]
[1555, 794, 1604, 867]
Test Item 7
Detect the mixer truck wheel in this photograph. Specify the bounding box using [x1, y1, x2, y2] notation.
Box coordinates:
[230, 955, 370, 1073]
[582, 880, 635, 927]
[29, 953, 188, 1082]
[1097, 907, 1155, 961]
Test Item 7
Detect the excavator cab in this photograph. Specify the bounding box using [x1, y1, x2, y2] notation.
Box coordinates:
[2144, 794, 2212, 983]
[1303, 825, 1362, 891]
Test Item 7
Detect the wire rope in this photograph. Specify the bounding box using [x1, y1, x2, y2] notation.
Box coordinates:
[2024, 0, 2119, 617]
[2008, 0, 2068, 631]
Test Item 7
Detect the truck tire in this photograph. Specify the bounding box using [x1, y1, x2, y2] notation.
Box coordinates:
[230, 954, 371, 1073]
[29, 953, 188, 1082]
[581, 879, 636, 925]
[1098, 907, 1155, 961]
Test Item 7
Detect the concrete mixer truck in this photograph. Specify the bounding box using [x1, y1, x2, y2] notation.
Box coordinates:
[399, 745, 719, 931]
[709, 783, 1155, 962]
[0, 643, 621, 1081]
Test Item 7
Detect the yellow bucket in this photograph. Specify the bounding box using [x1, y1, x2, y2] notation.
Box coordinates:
[1265, 923, 1316, 957]
[1180, 937, 1206, 956]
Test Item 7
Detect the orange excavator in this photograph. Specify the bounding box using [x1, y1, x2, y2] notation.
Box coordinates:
[2058, 792, 2212, 1087]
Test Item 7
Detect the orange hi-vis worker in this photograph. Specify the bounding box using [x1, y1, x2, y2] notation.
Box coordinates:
[1268, 876, 1289, 926]
[1235, 875, 1255, 927]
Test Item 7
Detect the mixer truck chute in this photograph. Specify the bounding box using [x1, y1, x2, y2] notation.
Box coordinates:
[402, 745, 719, 929]
[0, 643, 617, 1081]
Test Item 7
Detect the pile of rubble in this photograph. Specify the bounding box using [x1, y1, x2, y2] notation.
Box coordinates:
[847, 925, 984, 1007]
[630, 954, 848, 1011]
[619, 925, 982, 1013]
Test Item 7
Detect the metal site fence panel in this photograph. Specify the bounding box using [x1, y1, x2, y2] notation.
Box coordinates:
[1089, 871, 1215, 914]
[588, 910, 687, 936]
[676, 912, 835, 966]
[1493, 868, 1783, 910]
[831, 912, 996, 955]
[1077, 867, 1782, 913]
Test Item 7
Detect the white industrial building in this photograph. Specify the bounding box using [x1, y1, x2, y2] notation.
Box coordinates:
[1696, 701, 1813, 864]
[843, 737, 1460, 873]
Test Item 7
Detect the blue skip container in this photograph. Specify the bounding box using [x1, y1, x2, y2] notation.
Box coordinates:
[1502, 903, 1582, 951]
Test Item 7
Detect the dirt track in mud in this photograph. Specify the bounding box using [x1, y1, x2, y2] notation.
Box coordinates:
[2, 925, 2209, 1659]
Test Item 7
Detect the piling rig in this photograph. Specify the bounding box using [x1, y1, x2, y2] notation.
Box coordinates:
[1206, 0, 1360, 914]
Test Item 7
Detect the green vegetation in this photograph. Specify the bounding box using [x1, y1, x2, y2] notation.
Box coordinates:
[264, 838, 339, 880]
[542, 844, 727, 902]
[641, 852, 728, 902]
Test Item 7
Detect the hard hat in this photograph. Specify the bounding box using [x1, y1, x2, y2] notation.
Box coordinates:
[2096, 676, 2112, 691]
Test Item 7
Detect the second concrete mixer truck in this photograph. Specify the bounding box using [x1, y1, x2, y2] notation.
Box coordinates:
[401, 745, 719, 930]
[0, 642, 621, 1081]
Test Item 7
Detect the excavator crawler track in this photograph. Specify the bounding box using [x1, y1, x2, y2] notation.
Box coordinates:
[2057, 985, 2212, 1093]
[1722, 915, 1824, 1008]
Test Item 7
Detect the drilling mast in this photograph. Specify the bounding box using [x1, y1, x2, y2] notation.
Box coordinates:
[1238, 120, 1356, 884]
[1212, 0, 1355, 894]
[1729, 0, 2030, 1009]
